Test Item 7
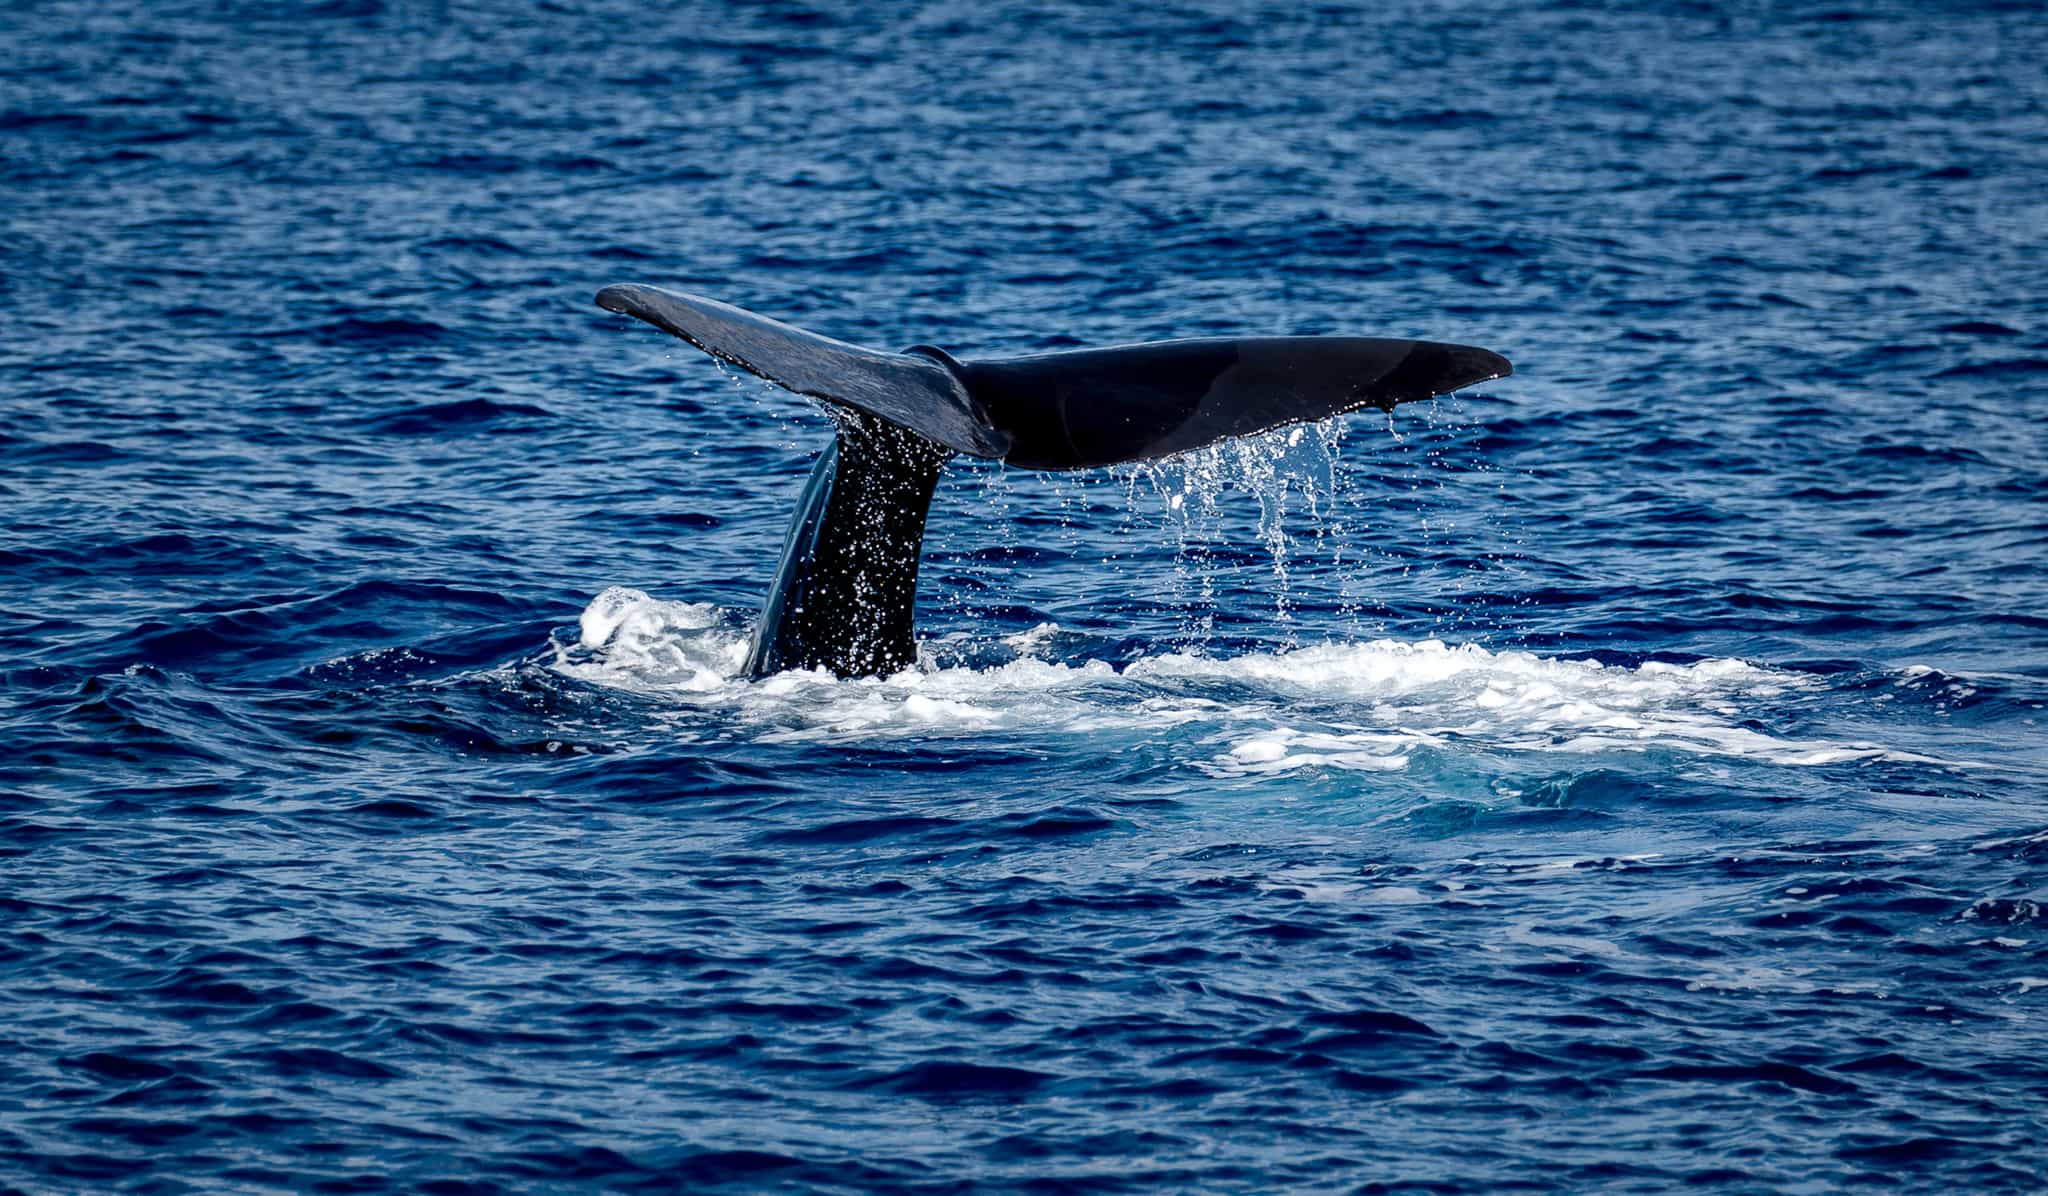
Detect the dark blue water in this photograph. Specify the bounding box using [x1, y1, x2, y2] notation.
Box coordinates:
[6, 0, 2048, 1191]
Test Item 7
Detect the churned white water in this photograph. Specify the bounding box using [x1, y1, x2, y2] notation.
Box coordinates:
[555, 586, 1935, 771]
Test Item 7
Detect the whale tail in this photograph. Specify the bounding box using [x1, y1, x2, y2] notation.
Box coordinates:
[594, 284, 1511, 676]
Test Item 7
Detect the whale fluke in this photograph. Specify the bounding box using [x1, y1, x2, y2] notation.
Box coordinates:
[596, 285, 1511, 677]
[950, 336, 1510, 470]
[596, 284, 1007, 458]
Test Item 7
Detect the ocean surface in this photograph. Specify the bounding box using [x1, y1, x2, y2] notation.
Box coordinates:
[4, 0, 2047, 1191]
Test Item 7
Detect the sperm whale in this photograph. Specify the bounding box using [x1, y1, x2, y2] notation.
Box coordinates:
[595, 285, 1510, 679]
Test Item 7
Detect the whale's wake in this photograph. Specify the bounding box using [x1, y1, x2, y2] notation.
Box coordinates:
[553, 586, 1942, 773]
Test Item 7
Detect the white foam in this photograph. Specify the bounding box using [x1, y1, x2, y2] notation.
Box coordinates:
[1215, 728, 1415, 776]
[564, 586, 741, 694]
[550, 588, 1946, 770]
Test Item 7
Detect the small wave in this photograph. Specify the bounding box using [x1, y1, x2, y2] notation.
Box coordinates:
[259, 317, 449, 345]
[0, 111, 95, 131]
[418, 234, 524, 255]
[358, 396, 552, 435]
[1932, 358, 2048, 379]
[7, 439, 131, 464]
[415, 152, 523, 174]
[849, 1060, 1056, 1099]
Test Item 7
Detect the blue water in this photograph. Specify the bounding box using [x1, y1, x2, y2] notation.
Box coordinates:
[5, 0, 2048, 1190]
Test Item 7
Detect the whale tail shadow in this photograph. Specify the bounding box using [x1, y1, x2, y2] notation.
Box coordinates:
[594, 284, 1511, 678]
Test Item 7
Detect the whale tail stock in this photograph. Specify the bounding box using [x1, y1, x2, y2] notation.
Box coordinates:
[593, 284, 1511, 678]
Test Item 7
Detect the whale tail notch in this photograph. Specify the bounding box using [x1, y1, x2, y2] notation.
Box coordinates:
[594, 284, 1511, 676]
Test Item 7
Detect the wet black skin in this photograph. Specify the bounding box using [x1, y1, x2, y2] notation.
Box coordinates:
[594, 285, 1511, 679]
[745, 410, 948, 678]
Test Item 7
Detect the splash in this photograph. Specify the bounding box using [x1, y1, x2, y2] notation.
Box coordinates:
[1113, 421, 1358, 636]
[572, 585, 742, 692]
[552, 588, 1943, 772]
[1099, 399, 1520, 641]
